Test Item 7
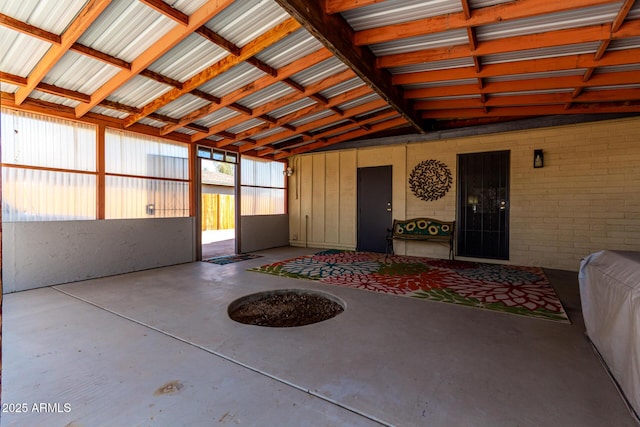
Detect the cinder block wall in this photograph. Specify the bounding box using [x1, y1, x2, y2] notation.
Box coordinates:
[288, 117, 640, 271]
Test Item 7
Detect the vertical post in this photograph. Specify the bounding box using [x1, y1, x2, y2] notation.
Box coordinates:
[0, 124, 3, 402]
[97, 124, 106, 219]
[192, 145, 202, 261]
[234, 155, 241, 255]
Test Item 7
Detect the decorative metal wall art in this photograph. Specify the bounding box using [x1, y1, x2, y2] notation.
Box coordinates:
[409, 160, 452, 202]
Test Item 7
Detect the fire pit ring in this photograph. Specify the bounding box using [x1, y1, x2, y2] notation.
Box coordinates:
[228, 289, 345, 327]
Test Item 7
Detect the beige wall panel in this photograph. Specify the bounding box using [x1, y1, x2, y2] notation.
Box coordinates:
[287, 156, 301, 243]
[311, 155, 326, 247]
[298, 155, 314, 246]
[324, 152, 340, 244]
[339, 150, 357, 247]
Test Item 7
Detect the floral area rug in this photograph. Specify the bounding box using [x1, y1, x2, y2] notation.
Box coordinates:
[249, 250, 570, 323]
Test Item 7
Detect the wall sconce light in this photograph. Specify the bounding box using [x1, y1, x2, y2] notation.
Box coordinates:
[283, 166, 293, 177]
[533, 149, 544, 168]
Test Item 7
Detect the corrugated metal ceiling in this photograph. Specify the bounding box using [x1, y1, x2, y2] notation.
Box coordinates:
[0, 0, 638, 160]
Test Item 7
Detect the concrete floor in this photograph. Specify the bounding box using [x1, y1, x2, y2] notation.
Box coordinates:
[2, 246, 637, 426]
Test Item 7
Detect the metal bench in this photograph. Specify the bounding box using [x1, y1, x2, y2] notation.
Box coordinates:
[386, 217, 455, 260]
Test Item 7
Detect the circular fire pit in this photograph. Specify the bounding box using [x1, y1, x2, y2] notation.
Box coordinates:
[228, 289, 345, 327]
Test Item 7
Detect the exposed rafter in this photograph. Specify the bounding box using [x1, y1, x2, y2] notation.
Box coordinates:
[273, 0, 427, 134]
[354, 0, 621, 45]
[74, 0, 236, 118]
[122, 17, 301, 127]
[13, 0, 112, 105]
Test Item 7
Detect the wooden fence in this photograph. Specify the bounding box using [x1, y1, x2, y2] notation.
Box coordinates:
[202, 194, 235, 231]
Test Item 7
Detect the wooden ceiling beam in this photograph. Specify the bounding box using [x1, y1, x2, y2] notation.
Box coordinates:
[14, 0, 112, 105]
[74, 0, 236, 118]
[274, 0, 426, 133]
[197, 26, 279, 76]
[1, 71, 90, 102]
[414, 89, 640, 110]
[324, 0, 385, 14]
[250, 109, 397, 157]
[378, 20, 640, 69]
[392, 48, 640, 85]
[274, 116, 408, 159]
[215, 84, 372, 147]
[138, 0, 189, 26]
[461, 0, 472, 20]
[1, 14, 132, 71]
[207, 70, 364, 147]
[97, 99, 211, 133]
[239, 98, 389, 151]
[422, 103, 640, 119]
[70, 43, 131, 70]
[0, 13, 60, 43]
[355, 0, 620, 46]
[210, 70, 363, 145]
[166, 48, 333, 138]
[0, 71, 27, 86]
[123, 17, 300, 127]
[405, 71, 640, 99]
[612, 0, 636, 32]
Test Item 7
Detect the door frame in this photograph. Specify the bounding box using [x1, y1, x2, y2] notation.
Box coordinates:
[356, 165, 393, 253]
[194, 146, 240, 260]
[456, 150, 510, 260]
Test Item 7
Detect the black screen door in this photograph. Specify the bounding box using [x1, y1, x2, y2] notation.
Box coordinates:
[357, 166, 392, 253]
[457, 151, 510, 259]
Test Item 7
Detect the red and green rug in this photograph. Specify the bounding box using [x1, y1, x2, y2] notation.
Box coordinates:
[249, 250, 570, 323]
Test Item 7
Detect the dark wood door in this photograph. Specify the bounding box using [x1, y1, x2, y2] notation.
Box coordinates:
[457, 151, 510, 259]
[357, 166, 392, 253]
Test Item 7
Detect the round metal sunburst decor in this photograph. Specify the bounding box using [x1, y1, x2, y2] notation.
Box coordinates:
[409, 160, 452, 202]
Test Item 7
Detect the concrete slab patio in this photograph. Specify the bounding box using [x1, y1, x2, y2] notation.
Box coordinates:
[2, 246, 636, 426]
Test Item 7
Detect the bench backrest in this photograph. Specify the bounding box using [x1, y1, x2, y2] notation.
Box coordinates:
[391, 218, 455, 241]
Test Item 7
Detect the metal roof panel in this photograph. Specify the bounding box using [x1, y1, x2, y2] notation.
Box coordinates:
[481, 42, 600, 65]
[289, 57, 349, 86]
[227, 118, 264, 134]
[336, 93, 381, 110]
[43, 51, 120, 94]
[205, 0, 289, 48]
[477, 4, 622, 41]
[147, 33, 229, 82]
[89, 105, 129, 120]
[0, 0, 88, 35]
[77, 0, 175, 63]
[389, 57, 476, 75]
[156, 94, 211, 119]
[319, 77, 366, 99]
[30, 90, 80, 108]
[269, 98, 317, 118]
[166, 0, 211, 15]
[197, 62, 266, 98]
[255, 29, 324, 69]
[0, 28, 51, 77]
[107, 75, 172, 108]
[369, 29, 468, 56]
[289, 110, 335, 127]
[194, 108, 240, 128]
[341, 0, 461, 31]
[239, 82, 295, 109]
[485, 69, 586, 83]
